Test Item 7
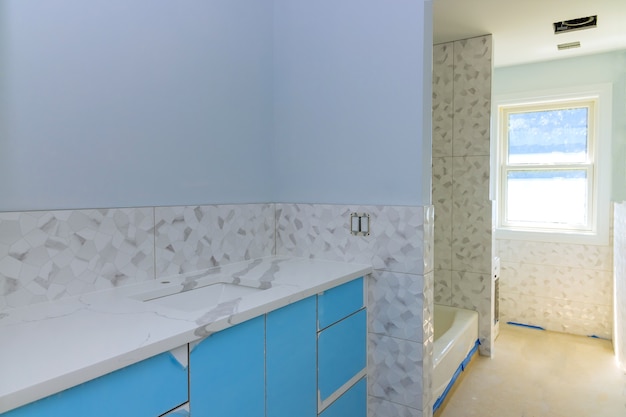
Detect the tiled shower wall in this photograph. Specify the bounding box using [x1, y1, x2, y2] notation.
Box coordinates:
[615, 202, 626, 368]
[275, 203, 434, 417]
[432, 35, 494, 355]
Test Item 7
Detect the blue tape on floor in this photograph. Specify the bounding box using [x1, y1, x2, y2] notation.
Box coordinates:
[461, 339, 480, 370]
[433, 339, 480, 413]
[506, 321, 545, 330]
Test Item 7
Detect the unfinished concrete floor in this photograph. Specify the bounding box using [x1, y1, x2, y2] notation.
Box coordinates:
[438, 324, 626, 417]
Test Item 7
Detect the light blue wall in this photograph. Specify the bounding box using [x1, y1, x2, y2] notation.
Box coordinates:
[493, 50, 626, 202]
[272, 0, 433, 206]
[0, 0, 274, 211]
[0, 0, 432, 211]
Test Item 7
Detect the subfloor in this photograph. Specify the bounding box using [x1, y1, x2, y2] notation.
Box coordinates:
[438, 324, 626, 417]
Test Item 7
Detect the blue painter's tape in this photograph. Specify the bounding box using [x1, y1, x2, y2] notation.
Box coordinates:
[433, 366, 461, 413]
[588, 334, 610, 340]
[461, 339, 480, 371]
[506, 321, 545, 330]
[433, 339, 480, 413]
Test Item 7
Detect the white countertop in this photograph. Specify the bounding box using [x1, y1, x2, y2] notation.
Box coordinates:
[0, 256, 372, 413]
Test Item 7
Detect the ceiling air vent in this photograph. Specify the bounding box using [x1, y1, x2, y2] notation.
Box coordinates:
[553, 15, 597, 34]
[557, 41, 581, 51]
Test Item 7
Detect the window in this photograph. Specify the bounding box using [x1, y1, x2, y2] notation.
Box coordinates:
[495, 85, 611, 244]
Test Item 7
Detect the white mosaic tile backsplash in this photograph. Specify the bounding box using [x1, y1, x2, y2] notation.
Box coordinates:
[276, 204, 428, 274]
[0, 204, 274, 310]
[154, 204, 275, 277]
[0, 208, 154, 309]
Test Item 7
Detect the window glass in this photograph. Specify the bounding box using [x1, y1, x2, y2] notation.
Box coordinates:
[505, 169, 588, 226]
[507, 108, 588, 164]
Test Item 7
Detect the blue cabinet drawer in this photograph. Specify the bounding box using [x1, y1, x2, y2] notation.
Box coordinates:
[2, 348, 189, 417]
[266, 296, 317, 417]
[319, 377, 366, 417]
[317, 309, 366, 406]
[318, 277, 364, 330]
[189, 316, 265, 417]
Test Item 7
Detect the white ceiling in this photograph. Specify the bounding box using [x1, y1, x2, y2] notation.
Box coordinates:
[433, 0, 626, 67]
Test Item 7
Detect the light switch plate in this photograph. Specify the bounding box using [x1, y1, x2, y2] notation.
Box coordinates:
[350, 213, 370, 236]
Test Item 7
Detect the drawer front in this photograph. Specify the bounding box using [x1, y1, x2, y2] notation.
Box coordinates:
[318, 378, 366, 417]
[3, 349, 189, 417]
[317, 309, 366, 404]
[189, 316, 265, 417]
[318, 277, 364, 330]
[267, 296, 317, 417]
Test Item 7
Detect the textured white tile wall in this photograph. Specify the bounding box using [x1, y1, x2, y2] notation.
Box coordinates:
[276, 204, 428, 274]
[497, 234, 614, 339]
[0, 204, 275, 309]
[452, 37, 492, 157]
[0, 208, 155, 309]
[432, 42, 453, 159]
[154, 204, 275, 277]
[433, 35, 494, 356]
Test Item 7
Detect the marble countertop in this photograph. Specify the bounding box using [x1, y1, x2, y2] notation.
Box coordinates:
[0, 256, 372, 413]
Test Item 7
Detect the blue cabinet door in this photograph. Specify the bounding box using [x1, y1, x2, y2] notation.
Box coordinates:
[266, 296, 317, 417]
[189, 316, 265, 417]
[2, 349, 188, 417]
[318, 309, 367, 405]
[319, 378, 366, 417]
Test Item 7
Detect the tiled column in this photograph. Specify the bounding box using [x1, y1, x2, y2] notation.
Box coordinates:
[432, 35, 494, 356]
[275, 203, 434, 417]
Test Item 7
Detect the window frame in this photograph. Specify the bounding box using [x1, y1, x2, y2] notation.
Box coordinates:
[493, 84, 612, 245]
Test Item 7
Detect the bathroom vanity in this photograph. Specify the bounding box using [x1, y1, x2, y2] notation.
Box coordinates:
[0, 257, 371, 417]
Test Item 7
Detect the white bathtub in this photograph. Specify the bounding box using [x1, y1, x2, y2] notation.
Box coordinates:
[433, 304, 479, 409]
